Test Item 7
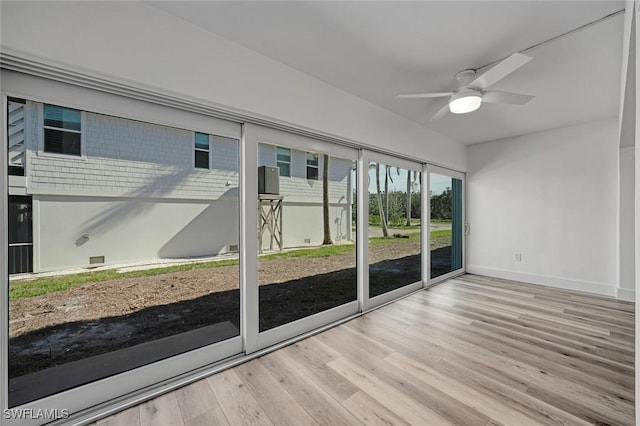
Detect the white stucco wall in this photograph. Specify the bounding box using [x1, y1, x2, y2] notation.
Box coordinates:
[9, 97, 245, 271]
[35, 196, 239, 272]
[467, 118, 619, 296]
[258, 143, 354, 249]
[17, 99, 354, 270]
[617, 0, 637, 303]
[620, 146, 636, 299]
[0, 1, 466, 171]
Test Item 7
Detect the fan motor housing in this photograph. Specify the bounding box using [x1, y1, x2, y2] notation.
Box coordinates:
[454, 69, 477, 86]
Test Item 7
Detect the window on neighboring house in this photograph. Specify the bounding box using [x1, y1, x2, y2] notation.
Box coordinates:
[306, 152, 319, 180]
[277, 147, 291, 177]
[43, 104, 82, 156]
[194, 132, 210, 169]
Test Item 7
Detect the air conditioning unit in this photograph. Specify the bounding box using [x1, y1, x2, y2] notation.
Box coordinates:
[258, 165, 279, 195]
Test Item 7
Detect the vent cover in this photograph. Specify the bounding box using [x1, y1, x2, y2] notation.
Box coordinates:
[89, 256, 105, 265]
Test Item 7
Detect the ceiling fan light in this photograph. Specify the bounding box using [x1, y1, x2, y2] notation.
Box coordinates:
[449, 93, 482, 114]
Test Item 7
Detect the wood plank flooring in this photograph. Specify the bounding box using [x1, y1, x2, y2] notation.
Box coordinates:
[93, 274, 635, 426]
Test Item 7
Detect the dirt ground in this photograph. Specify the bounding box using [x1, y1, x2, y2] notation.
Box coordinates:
[9, 236, 452, 379]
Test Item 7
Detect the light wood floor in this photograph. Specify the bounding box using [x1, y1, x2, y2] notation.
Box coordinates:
[93, 274, 635, 426]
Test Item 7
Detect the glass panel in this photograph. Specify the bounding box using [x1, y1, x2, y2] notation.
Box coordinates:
[307, 153, 319, 180]
[195, 149, 209, 168]
[430, 173, 463, 278]
[44, 104, 81, 131]
[277, 147, 291, 177]
[306, 153, 318, 166]
[307, 166, 318, 180]
[8, 196, 32, 244]
[9, 103, 240, 406]
[194, 132, 209, 150]
[276, 147, 290, 162]
[44, 128, 81, 156]
[258, 145, 356, 331]
[278, 162, 290, 177]
[368, 162, 421, 297]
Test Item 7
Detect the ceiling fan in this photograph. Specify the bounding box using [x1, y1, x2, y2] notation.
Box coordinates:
[396, 53, 534, 120]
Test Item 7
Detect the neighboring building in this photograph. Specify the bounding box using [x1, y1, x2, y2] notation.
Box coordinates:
[7, 98, 353, 274]
[257, 143, 354, 250]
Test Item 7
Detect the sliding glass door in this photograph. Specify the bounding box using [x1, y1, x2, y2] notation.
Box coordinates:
[428, 166, 465, 281]
[364, 153, 424, 309]
[2, 89, 467, 423]
[4, 95, 243, 413]
[248, 124, 359, 350]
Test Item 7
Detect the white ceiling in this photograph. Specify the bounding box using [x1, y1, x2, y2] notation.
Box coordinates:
[152, 1, 624, 144]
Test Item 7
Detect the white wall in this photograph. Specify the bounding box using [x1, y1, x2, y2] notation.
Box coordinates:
[0, 1, 466, 171]
[618, 0, 637, 303]
[35, 196, 239, 272]
[257, 144, 354, 249]
[620, 147, 636, 300]
[467, 118, 619, 296]
[23, 98, 244, 272]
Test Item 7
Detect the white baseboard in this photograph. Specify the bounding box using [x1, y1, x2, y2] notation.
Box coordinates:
[466, 265, 618, 298]
[616, 288, 636, 302]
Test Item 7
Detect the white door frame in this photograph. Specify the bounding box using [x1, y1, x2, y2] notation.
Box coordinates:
[244, 123, 360, 353]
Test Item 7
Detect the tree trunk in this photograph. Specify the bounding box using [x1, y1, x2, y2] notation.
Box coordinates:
[384, 168, 390, 225]
[375, 163, 389, 237]
[405, 171, 412, 226]
[322, 154, 332, 245]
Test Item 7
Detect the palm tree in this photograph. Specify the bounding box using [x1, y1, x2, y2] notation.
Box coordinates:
[405, 170, 412, 226]
[384, 167, 390, 224]
[322, 154, 332, 245]
[375, 163, 389, 237]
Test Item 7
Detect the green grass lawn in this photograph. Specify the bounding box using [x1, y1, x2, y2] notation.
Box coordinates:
[430, 229, 453, 239]
[9, 229, 452, 301]
[9, 259, 240, 301]
[9, 246, 354, 301]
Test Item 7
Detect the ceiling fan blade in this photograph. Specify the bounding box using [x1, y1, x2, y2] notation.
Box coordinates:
[470, 53, 532, 90]
[396, 92, 453, 99]
[482, 91, 534, 105]
[430, 103, 450, 121]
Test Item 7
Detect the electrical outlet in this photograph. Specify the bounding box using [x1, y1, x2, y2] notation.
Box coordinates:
[514, 253, 522, 262]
